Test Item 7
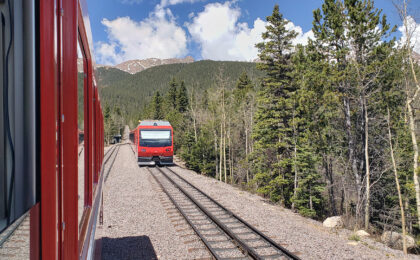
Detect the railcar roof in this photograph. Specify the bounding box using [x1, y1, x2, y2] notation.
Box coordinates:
[139, 120, 171, 126]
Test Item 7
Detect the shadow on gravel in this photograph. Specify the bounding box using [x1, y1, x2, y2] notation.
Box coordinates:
[101, 236, 157, 260]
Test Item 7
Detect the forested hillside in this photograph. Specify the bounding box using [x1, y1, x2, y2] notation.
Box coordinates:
[97, 60, 264, 129]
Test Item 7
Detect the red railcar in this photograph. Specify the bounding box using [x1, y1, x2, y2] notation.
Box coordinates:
[0, 0, 104, 259]
[131, 121, 174, 166]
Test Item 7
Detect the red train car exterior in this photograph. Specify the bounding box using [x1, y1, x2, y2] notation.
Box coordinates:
[41, 1, 105, 258]
[0, 0, 104, 259]
[132, 121, 174, 166]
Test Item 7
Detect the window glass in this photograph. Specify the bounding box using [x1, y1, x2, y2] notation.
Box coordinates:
[140, 130, 172, 147]
[77, 40, 85, 229]
[141, 130, 171, 139]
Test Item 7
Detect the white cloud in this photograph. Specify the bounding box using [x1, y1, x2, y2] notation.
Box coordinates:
[398, 16, 420, 54]
[96, 8, 187, 65]
[186, 1, 313, 61]
[286, 22, 314, 46]
[96, 1, 314, 64]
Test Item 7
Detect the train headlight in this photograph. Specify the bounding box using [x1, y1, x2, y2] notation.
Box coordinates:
[166, 148, 171, 152]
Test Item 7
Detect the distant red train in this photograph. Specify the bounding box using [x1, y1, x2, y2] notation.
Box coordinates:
[130, 121, 174, 166]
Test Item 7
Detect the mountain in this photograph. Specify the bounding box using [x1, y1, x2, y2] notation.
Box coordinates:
[413, 51, 420, 64]
[96, 60, 264, 126]
[97, 56, 195, 74]
[78, 56, 194, 74]
[77, 59, 84, 73]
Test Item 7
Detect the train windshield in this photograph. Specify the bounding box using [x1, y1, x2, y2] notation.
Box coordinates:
[140, 130, 172, 147]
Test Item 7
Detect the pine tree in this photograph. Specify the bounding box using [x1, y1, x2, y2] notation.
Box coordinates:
[168, 77, 178, 109]
[177, 81, 189, 113]
[252, 4, 298, 206]
[312, 0, 397, 228]
[234, 71, 253, 102]
[152, 91, 164, 119]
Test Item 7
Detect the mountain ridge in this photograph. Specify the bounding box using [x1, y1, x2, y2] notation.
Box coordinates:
[96, 56, 194, 74]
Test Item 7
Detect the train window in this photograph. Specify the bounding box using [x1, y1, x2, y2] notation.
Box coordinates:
[77, 40, 86, 229]
[140, 130, 172, 147]
[0, 0, 34, 257]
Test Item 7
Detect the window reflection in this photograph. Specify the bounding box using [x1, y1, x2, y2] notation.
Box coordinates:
[77, 40, 85, 230]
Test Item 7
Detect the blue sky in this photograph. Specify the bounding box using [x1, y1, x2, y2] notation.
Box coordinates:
[86, 0, 420, 65]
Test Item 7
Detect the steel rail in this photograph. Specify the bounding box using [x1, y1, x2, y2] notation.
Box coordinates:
[160, 166, 300, 260]
[128, 142, 135, 155]
[146, 167, 223, 259]
[155, 167, 261, 259]
[103, 144, 118, 161]
[103, 144, 121, 182]
[0, 212, 29, 247]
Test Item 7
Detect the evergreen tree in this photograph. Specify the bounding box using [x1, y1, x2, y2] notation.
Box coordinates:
[168, 77, 178, 109]
[292, 131, 325, 218]
[152, 91, 164, 119]
[234, 71, 254, 102]
[202, 89, 209, 109]
[251, 4, 298, 206]
[312, 0, 397, 227]
[177, 81, 189, 113]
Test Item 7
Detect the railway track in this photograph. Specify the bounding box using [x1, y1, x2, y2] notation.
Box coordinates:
[147, 166, 300, 260]
[0, 212, 30, 259]
[103, 144, 122, 182]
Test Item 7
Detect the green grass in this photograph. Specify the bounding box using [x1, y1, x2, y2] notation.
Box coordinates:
[349, 234, 361, 242]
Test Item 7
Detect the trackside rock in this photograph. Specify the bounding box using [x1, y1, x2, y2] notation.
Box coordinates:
[381, 231, 416, 250]
[355, 230, 370, 237]
[323, 216, 343, 228]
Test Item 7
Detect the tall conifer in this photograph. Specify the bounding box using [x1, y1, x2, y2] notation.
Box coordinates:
[252, 4, 298, 205]
[168, 77, 178, 109]
[178, 81, 189, 113]
[152, 91, 164, 119]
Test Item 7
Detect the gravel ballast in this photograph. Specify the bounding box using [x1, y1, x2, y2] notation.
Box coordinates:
[170, 166, 420, 260]
[95, 144, 209, 259]
[95, 143, 420, 259]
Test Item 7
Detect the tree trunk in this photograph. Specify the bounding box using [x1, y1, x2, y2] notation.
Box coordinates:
[399, 0, 420, 229]
[292, 104, 298, 211]
[228, 123, 233, 184]
[224, 125, 227, 184]
[309, 186, 313, 211]
[407, 101, 420, 226]
[325, 155, 337, 215]
[214, 129, 218, 179]
[364, 97, 370, 231]
[219, 122, 223, 182]
[292, 140, 298, 211]
[230, 148, 234, 184]
[245, 109, 249, 183]
[387, 107, 407, 255]
[188, 90, 196, 142]
[344, 96, 362, 224]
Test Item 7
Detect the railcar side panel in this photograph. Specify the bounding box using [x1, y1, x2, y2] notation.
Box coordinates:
[40, 0, 59, 258]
